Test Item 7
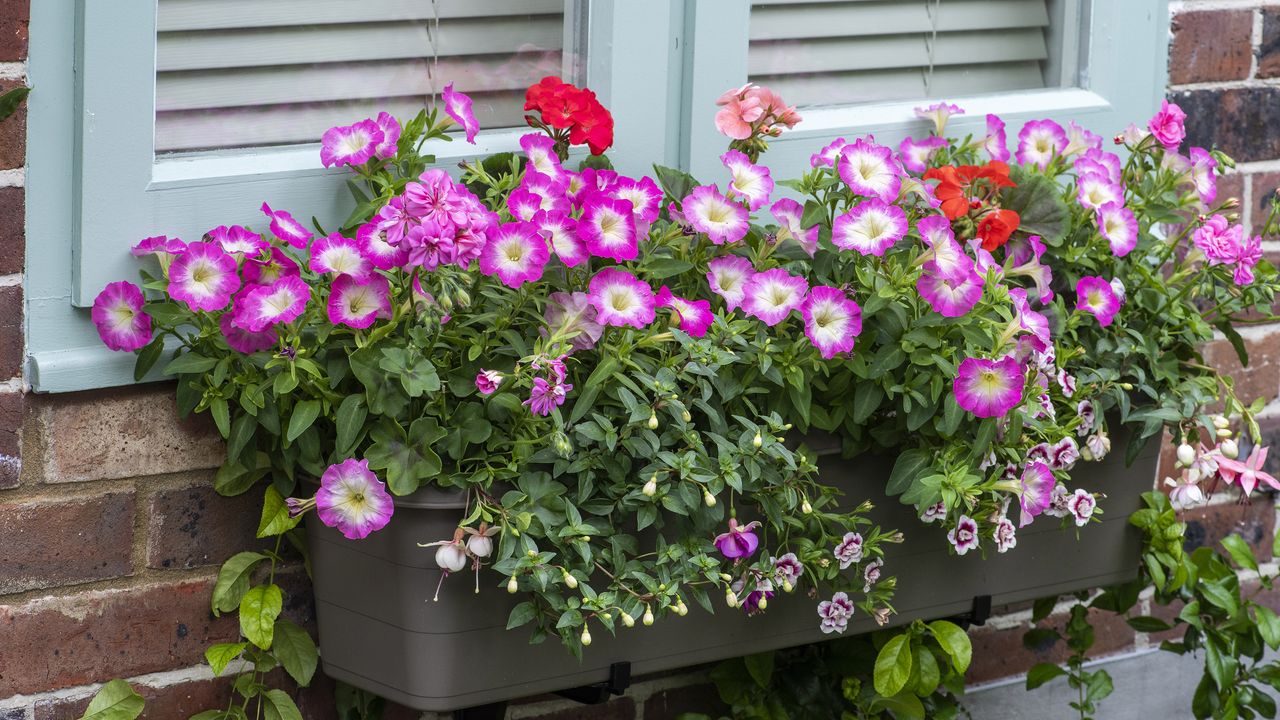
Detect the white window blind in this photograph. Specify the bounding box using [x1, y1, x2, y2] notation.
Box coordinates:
[154, 0, 573, 153]
[749, 0, 1053, 108]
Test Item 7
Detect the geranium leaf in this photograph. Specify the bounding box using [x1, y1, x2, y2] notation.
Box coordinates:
[1003, 166, 1070, 246]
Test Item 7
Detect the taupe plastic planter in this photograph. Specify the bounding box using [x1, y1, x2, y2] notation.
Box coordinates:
[307, 435, 1160, 712]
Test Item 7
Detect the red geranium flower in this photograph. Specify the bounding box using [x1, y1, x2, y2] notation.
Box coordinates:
[976, 208, 1021, 251]
[524, 76, 615, 155]
[924, 162, 1016, 220]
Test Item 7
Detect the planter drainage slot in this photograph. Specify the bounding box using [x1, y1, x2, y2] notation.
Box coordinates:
[949, 594, 993, 629]
[553, 661, 633, 704]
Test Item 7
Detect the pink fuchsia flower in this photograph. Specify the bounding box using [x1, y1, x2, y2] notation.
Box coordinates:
[131, 235, 186, 258]
[327, 273, 391, 329]
[532, 211, 587, 268]
[921, 501, 946, 523]
[243, 247, 301, 287]
[1188, 147, 1218, 204]
[811, 138, 848, 168]
[219, 313, 276, 354]
[479, 222, 550, 288]
[442, 83, 480, 144]
[260, 203, 313, 249]
[954, 355, 1025, 418]
[720, 150, 774, 210]
[914, 102, 964, 135]
[838, 139, 901, 202]
[612, 176, 663, 225]
[713, 518, 762, 559]
[832, 199, 908, 256]
[993, 517, 1017, 553]
[985, 114, 1010, 162]
[475, 370, 505, 396]
[1009, 287, 1050, 351]
[232, 276, 310, 332]
[588, 267, 656, 328]
[1076, 172, 1124, 211]
[742, 267, 808, 326]
[834, 531, 864, 569]
[898, 136, 948, 173]
[1096, 202, 1138, 257]
[372, 112, 401, 160]
[1148, 100, 1187, 150]
[168, 242, 241, 312]
[91, 281, 152, 352]
[543, 291, 604, 352]
[683, 185, 749, 245]
[310, 233, 372, 278]
[1233, 234, 1263, 286]
[1016, 119, 1068, 170]
[801, 285, 862, 359]
[947, 515, 980, 555]
[316, 459, 394, 540]
[1065, 489, 1096, 527]
[208, 225, 267, 256]
[1217, 446, 1280, 494]
[1075, 276, 1123, 327]
[770, 198, 818, 256]
[739, 578, 775, 615]
[707, 255, 755, 312]
[917, 260, 983, 318]
[863, 558, 883, 592]
[817, 592, 854, 634]
[320, 119, 384, 168]
[656, 286, 715, 337]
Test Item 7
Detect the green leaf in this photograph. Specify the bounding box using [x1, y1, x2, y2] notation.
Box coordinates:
[569, 356, 619, 424]
[928, 620, 972, 673]
[226, 412, 257, 466]
[971, 418, 997, 458]
[365, 417, 445, 495]
[379, 348, 440, 397]
[1025, 663, 1067, 690]
[163, 352, 219, 375]
[1126, 616, 1173, 633]
[507, 601, 538, 629]
[0, 86, 31, 123]
[272, 618, 319, 686]
[869, 693, 925, 719]
[744, 652, 774, 688]
[212, 552, 269, 615]
[873, 633, 914, 697]
[257, 485, 302, 538]
[261, 689, 304, 720]
[133, 337, 165, 382]
[1215, 320, 1250, 368]
[1200, 581, 1240, 616]
[851, 383, 884, 424]
[239, 584, 284, 650]
[886, 449, 931, 497]
[334, 394, 367, 458]
[1256, 606, 1280, 650]
[1084, 669, 1114, 703]
[205, 642, 248, 676]
[652, 164, 698, 201]
[286, 400, 321, 443]
[1221, 534, 1259, 572]
[78, 679, 144, 720]
[1003, 166, 1071, 245]
[645, 257, 695, 279]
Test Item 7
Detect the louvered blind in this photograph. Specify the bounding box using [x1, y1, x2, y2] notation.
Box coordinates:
[154, 0, 570, 153]
[749, 0, 1053, 108]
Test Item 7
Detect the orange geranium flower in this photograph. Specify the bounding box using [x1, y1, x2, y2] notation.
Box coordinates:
[924, 161, 1017, 220]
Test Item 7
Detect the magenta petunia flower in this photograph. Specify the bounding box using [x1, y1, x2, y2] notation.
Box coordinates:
[168, 242, 241, 312]
[1148, 100, 1186, 150]
[714, 518, 761, 559]
[683, 185, 749, 245]
[310, 233, 372, 278]
[479, 222, 550, 288]
[543, 291, 604, 352]
[1077, 148, 1123, 183]
[320, 119, 385, 168]
[1005, 235, 1055, 304]
[770, 198, 818, 256]
[832, 198, 908, 256]
[316, 459, 394, 540]
[1016, 119, 1067, 170]
[243, 247, 301, 287]
[707, 255, 755, 312]
[1188, 147, 1217, 204]
[1064, 121, 1103, 156]
[219, 313, 277, 354]
[475, 369, 504, 395]
[442, 83, 480, 144]
[260, 203, 313, 249]
[208, 225, 267, 256]
[656, 286, 715, 337]
[898, 135, 948, 173]
[838, 139, 901, 202]
[947, 515, 980, 555]
[356, 221, 409, 270]
[811, 137, 848, 168]
[612, 176, 663, 224]
[1075, 276, 1123, 327]
[1015, 461, 1056, 527]
[1076, 172, 1123, 211]
[721, 150, 774, 210]
[532, 210, 587, 268]
[915, 102, 964, 135]
[834, 531, 864, 569]
[507, 187, 546, 223]
[232, 276, 310, 332]
[801, 285, 862, 359]
[1095, 202, 1138, 257]
[579, 196, 638, 261]
[131, 235, 186, 258]
[742, 267, 808, 326]
[917, 260, 983, 318]
[373, 111, 402, 160]
[953, 355, 1025, 418]
[1009, 287, 1050, 351]
[520, 133, 564, 182]
[985, 114, 1010, 162]
[91, 281, 152, 352]
[588, 268, 656, 328]
[327, 273, 391, 329]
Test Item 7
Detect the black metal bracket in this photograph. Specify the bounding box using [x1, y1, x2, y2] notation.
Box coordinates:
[453, 701, 508, 720]
[947, 594, 992, 630]
[552, 661, 633, 705]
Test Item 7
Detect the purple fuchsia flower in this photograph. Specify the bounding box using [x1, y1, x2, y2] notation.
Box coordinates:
[579, 196, 638, 261]
[478, 222, 550, 288]
[1148, 100, 1187, 150]
[720, 150, 774, 210]
[772, 553, 805, 589]
[208, 225, 267, 256]
[243, 247, 301, 287]
[475, 369, 504, 395]
[831, 198, 908, 256]
[1075, 276, 1123, 327]
[543, 291, 604, 352]
[770, 198, 818, 256]
[954, 355, 1025, 418]
[947, 515, 980, 555]
[1076, 172, 1124, 211]
[863, 558, 883, 592]
[131, 235, 187, 259]
[707, 255, 755, 312]
[1217, 446, 1280, 494]
[520, 133, 565, 183]
[442, 83, 480, 144]
[1016, 119, 1068, 170]
[811, 137, 848, 168]
[524, 374, 573, 416]
[232, 276, 310, 332]
[612, 176, 663, 225]
[838, 139, 901, 202]
[655, 286, 715, 337]
[801, 285, 862, 359]
[310, 233, 372, 278]
[742, 268, 808, 326]
[1065, 489, 1097, 527]
[588, 268, 656, 329]
[1189, 147, 1218, 204]
[834, 531, 864, 569]
[320, 119, 384, 168]
[327, 273, 391, 329]
[219, 313, 276, 354]
[985, 114, 1010, 162]
[259, 203, 313, 249]
[532, 211, 588, 268]
[315, 459, 394, 540]
[817, 592, 854, 634]
[898, 135, 948, 173]
[683, 185, 750, 245]
[91, 281, 152, 352]
[917, 259, 983, 318]
[372, 112, 401, 160]
[993, 517, 1017, 553]
[1096, 202, 1139, 257]
[914, 101, 964, 135]
[714, 518, 762, 559]
[168, 242, 241, 312]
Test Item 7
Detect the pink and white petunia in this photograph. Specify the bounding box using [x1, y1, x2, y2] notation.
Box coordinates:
[898, 136, 948, 173]
[831, 199, 908, 256]
[985, 114, 1010, 162]
[260, 203, 313, 249]
[543, 291, 604, 352]
[917, 260, 983, 317]
[208, 225, 268, 256]
[478, 222, 550, 288]
[533, 211, 588, 268]
[720, 150, 774, 210]
[520, 133, 565, 182]
[838, 139, 901, 201]
[953, 355, 1025, 418]
[327, 273, 392, 329]
[91, 281, 152, 352]
[915, 102, 964, 135]
[656, 286, 715, 337]
[947, 515, 980, 555]
[611, 176, 663, 225]
[770, 198, 819, 256]
[1065, 489, 1097, 527]
[310, 233, 372, 278]
[811, 138, 848, 168]
[1075, 276, 1123, 327]
[1016, 119, 1068, 170]
[580, 196, 639, 261]
[219, 313, 276, 354]
[243, 247, 301, 286]
[232, 276, 310, 332]
[1077, 148, 1123, 184]
[320, 119, 384, 168]
[442, 83, 480, 144]
[356, 221, 409, 270]
[1009, 287, 1050, 351]
[742, 268, 808, 326]
[1063, 121, 1103, 156]
[1189, 147, 1218, 205]
[683, 185, 749, 245]
[1013, 461, 1056, 527]
[1096, 202, 1139, 257]
[131, 235, 186, 258]
[588, 268, 656, 329]
[316, 459, 394, 540]
[1076, 172, 1124, 211]
[707, 255, 755, 311]
[801, 285, 862, 359]
[372, 111, 402, 159]
[168, 242, 241, 312]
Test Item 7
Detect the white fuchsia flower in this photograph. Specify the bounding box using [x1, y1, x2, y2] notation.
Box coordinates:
[520, 133, 565, 182]
[1076, 172, 1124, 211]
[463, 523, 500, 559]
[838, 139, 901, 202]
[1165, 469, 1206, 508]
[320, 118, 384, 168]
[219, 313, 277, 354]
[1096, 202, 1138, 257]
[479, 222, 550, 288]
[327, 273, 391, 329]
[310, 233, 372, 278]
[920, 501, 946, 523]
[656, 286, 715, 337]
[580, 196, 639, 261]
[706, 255, 755, 311]
[91, 281, 153, 352]
[817, 591, 855, 634]
[947, 515, 980, 555]
[720, 150, 774, 210]
[834, 531, 864, 569]
[862, 558, 883, 592]
[231, 276, 310, 332]
[315, 459, 394, 540]
[1016, 119, 1067, 170]
[168, 242, 241, 312]
[801, 285, 862, 359]
[898, 135, 948, 173]
[914, 102, 964, 135]
[832, 199, 908, 256]
[1065, 489, 1096, 527]
[953, 355, 1025, 418]
[683, 185, 749, 245]
[770, 198, 818, 256]
[588, 268, 656, 328]
[742, 268, 808, 326]
[993, 517, 1017, 553]
[1075, 276, 1123, 327]
[442, 83, 480, 144]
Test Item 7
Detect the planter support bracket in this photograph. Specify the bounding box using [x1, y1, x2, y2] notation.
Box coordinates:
[553, 661, 632, 704]
[950, 594, 992, 628]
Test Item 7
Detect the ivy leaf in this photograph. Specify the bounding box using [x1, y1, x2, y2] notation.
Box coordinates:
[1025, 662, 1067, 690]
[928, 620, 972, 672]
[257, 485, 302, 538]
[380, 348, 440, 398]
[212, 552, 268, 615]
[272, 618, 319, 686]
[1004, 166, 1071, 245]
[239, 584, 284, 650]
[205, 642, 248, 676]
[78, 679, 144, 720]
[873, 633, 914, 697]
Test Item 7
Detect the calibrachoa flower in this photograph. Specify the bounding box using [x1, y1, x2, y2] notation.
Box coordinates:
[838, 139, 901, 202]
[1096, 202, 1138, 257]
[801, 286, 862, 359]
[315, 459, 394, 540]
[1075, 276, 1123, 327]
[772, 553, 805, 588]
[954, 355, 1025, 418]
[742, 268, 808, 326]
[1051, 437, 1081, 470]
[721, 150, 774, 210]
[232, 276, 310, 332]
[707, 255, 755, 311]
[863, 558, 883, 592]
[921, 501, 946, 523]
[479, 222, 550, 288]
[310, 233, 372, 278]
[1217, 446, 1280, 494]
[92, 281, 152, 352]
[1065, 489, 1096, 527]
[656, 286, 715, 337]
[1017, 119, 1067, 170]
[168, 242, 241, 312]
[817, 592, 854, 634]
[327, 273, 391, 329]
[993, 517, 1017, 553]
[714, 518, 761, 559]
[579, 196, 639, 261]
[1064, 121, 1103, 156]
[475, 369, 504, 395]
[682, 185, 749, 245]
[834, 531, 864, 569]
[442, 83, 479, 144]
[357, 221, 409, 270]
[831, 198, 908, 256]
[1148, 100, 1187, 150]
[917, 260, 983, 318]
[947, 515, 980, 555]
[588, 268, 656, 328]
[770, 198, 818, 256]
[321, 118, 384, 168]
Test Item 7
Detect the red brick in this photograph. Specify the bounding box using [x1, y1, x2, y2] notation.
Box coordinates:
[0, 285, 20, 380]
[966, 606, 1137, 684]
[1181, 498, 1276, 564]
[643, 683, 727, 720]
[1169, 10, 1255, 85]
[33, 676, 234, 720]
[0, 77, 26, 171]
[147, 483, 266, 570]
[0, 391, 22, 489]
[1252, 172, 1280, 238]
[1201, 331, 1280, 409]
[1177, 87, 1280, 164]
[0, 187, 22, 278]
[1260, 9, 1280, 79]
[0, 491, 134, 594]
[0, 0, 27, 62]
[0, 579, 238, 696]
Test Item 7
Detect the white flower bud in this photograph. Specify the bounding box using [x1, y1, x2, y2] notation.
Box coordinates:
[1221, 438, 1239, 459]
[643, 606, 655, 626]
[507, 575, 519, 594]
[467, 534, 493, 558]
[621, 611, 635, 628]
[435, 544, 468, 572]
[563, 571, 578, 589]
[704, 491, 717, 507]
[648, 413, 659, 430]
[1177, 443, 1196, 467]
[676, 599, 689, 616]
[580, 626, 592, 646]
[725, 589, 739, 608]
[642, 477, 658, 497]
[783, 580, 794, 593]
[752, 432, 763, 449]
[1214, 415, 1231, 429]
[1217, 427, 1233, 438]
[801, 499, 813, 514]
[757, 596, 768, 610]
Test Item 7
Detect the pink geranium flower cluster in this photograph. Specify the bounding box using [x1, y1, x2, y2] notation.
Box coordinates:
[714, 83, 801, 141]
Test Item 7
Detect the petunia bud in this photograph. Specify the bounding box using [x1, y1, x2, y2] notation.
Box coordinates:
[648, 413, 659, 430]
[753, 432, 763, 449]
[1221, 438, 1239, 459]
[621, 611, 635, 628]
[704, 491, 717, 507]
[643, 606, 655, 626]
[507, 575, 519, 594]
[435, 544, 468, 573]
[1177, 443, 1196, 467]
[467, 534, 494, 559]
[563, 571, 578, 589]
[581, 626, 592, 646]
